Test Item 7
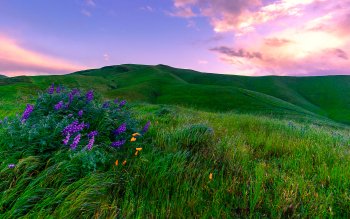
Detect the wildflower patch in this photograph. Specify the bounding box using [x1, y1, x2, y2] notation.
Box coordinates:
[1, 84, 151, 169]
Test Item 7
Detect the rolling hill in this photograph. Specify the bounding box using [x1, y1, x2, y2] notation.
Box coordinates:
[0, 64, 349, 125]
[1, 66, 350, 218]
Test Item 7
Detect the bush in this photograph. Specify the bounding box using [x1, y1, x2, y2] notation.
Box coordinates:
[174, 123, 214, 152]
[0, 84, 151, 170]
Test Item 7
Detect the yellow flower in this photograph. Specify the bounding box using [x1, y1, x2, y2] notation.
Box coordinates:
[136, 148, 143, 151]
[122, 160, 127, 166]
[130, 137, 137, 142]
[132, 133, 141, 137]
[209, 173, 213, 181]
[135, 151, 139, 156]
[115, 160, 118, 166]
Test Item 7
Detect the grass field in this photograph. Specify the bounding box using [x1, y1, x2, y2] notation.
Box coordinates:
[1, 65, 350, 218]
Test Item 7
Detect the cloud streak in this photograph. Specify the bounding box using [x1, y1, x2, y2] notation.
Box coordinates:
[0, 35, 85, 76]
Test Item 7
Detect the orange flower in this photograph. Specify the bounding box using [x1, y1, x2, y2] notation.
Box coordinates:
[122, 160, 127, 166]
[209, 173, 213, 181]
[135, 151, 139, 156]
[136, 148, 143, 151]
[115, 160, 118, 166]
[130, 137, 137, 142]
[132, 133, 141, 137]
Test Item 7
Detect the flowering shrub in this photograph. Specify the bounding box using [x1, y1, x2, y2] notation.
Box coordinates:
[0, 84, 150, 171]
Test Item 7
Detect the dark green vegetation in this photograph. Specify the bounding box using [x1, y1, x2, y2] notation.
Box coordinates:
[1, 65, 350, 217]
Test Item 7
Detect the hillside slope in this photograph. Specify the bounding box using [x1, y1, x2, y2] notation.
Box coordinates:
[0, 64, 349, 125]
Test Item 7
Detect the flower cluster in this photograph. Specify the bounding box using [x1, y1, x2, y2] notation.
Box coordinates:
[119, 100, 127, 107]
[102, 101, 110, 109]
[111, 140, 126, 148]
[21, 104, 34, 123]
[8, 164, 15, 169]
[48, 83, 62, 95]
[86, 130, 98, 150]
[70, 134, 81, 150]
[48, 83, 55, 94]
[113, 123, 126, 135]
[62, 120, 86, 136]
[68, 88, 80, 106]
[86, 90, 94, 102]
[88, 130, 98, 138]
[142, 121, 151, 133]
[78, 110, 83, 117]
[56, 85, 61, 93]
[54, 101, 64, 111]
[63, 133, 71, 145]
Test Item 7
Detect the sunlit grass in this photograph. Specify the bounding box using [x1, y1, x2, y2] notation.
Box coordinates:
[2, 100, 350, 217]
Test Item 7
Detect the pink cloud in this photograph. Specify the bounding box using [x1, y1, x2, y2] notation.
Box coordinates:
[264, 38, 292, 47]
[0, 35, 86, 76]
[173, 0, 350, 76]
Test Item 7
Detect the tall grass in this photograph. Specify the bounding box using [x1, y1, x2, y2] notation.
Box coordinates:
[1, 93, 350, 217]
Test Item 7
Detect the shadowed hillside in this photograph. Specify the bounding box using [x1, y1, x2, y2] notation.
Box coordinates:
[0, 64, 349, 125]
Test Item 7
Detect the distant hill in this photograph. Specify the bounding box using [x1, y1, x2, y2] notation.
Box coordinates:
[0, 75, 7, 79]
[0, 64, 349, 125]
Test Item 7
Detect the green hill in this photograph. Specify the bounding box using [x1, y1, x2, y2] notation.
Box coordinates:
[0, 64, 349, 126]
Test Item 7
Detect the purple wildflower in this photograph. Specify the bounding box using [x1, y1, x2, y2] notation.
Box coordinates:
[111, 140, 126, 148]
[78, 110, 83, 117]
[113, 98, 119, 104]
[67, 114, 73, 118]
[85, 123, 90, 129]
[102, 101, 110, 108]
[21, 104, 34, 123]
[86, 90, 94, 102]
[71, 88, 80, 96]
[54, 101, 64, 111]
[86, 131, 98, 151]
[86, 135, 95, 150]
[63, 133, 71, 145]
[113, 123, 126, 135]
[119, 100, 127, 107]
[62, 120, 85, 136]
[48, 83, 55, 94]
[8, 164, 15, 169]
[56, 85, 61, 93]
[68, 89, 80, 105]
[70, 134, 81, 150]
[88, 130, 98, 138]
[142, 121, 151, 133]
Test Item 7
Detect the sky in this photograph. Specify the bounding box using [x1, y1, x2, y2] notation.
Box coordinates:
[0, 0, 349, 76]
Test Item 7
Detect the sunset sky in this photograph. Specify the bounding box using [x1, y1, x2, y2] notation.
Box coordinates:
[0, 0, 349, 76]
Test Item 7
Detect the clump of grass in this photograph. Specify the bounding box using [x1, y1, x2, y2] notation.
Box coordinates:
[174, 124, 214, 152]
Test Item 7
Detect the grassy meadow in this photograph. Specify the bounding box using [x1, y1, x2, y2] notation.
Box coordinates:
[1, 65, 350, 218]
